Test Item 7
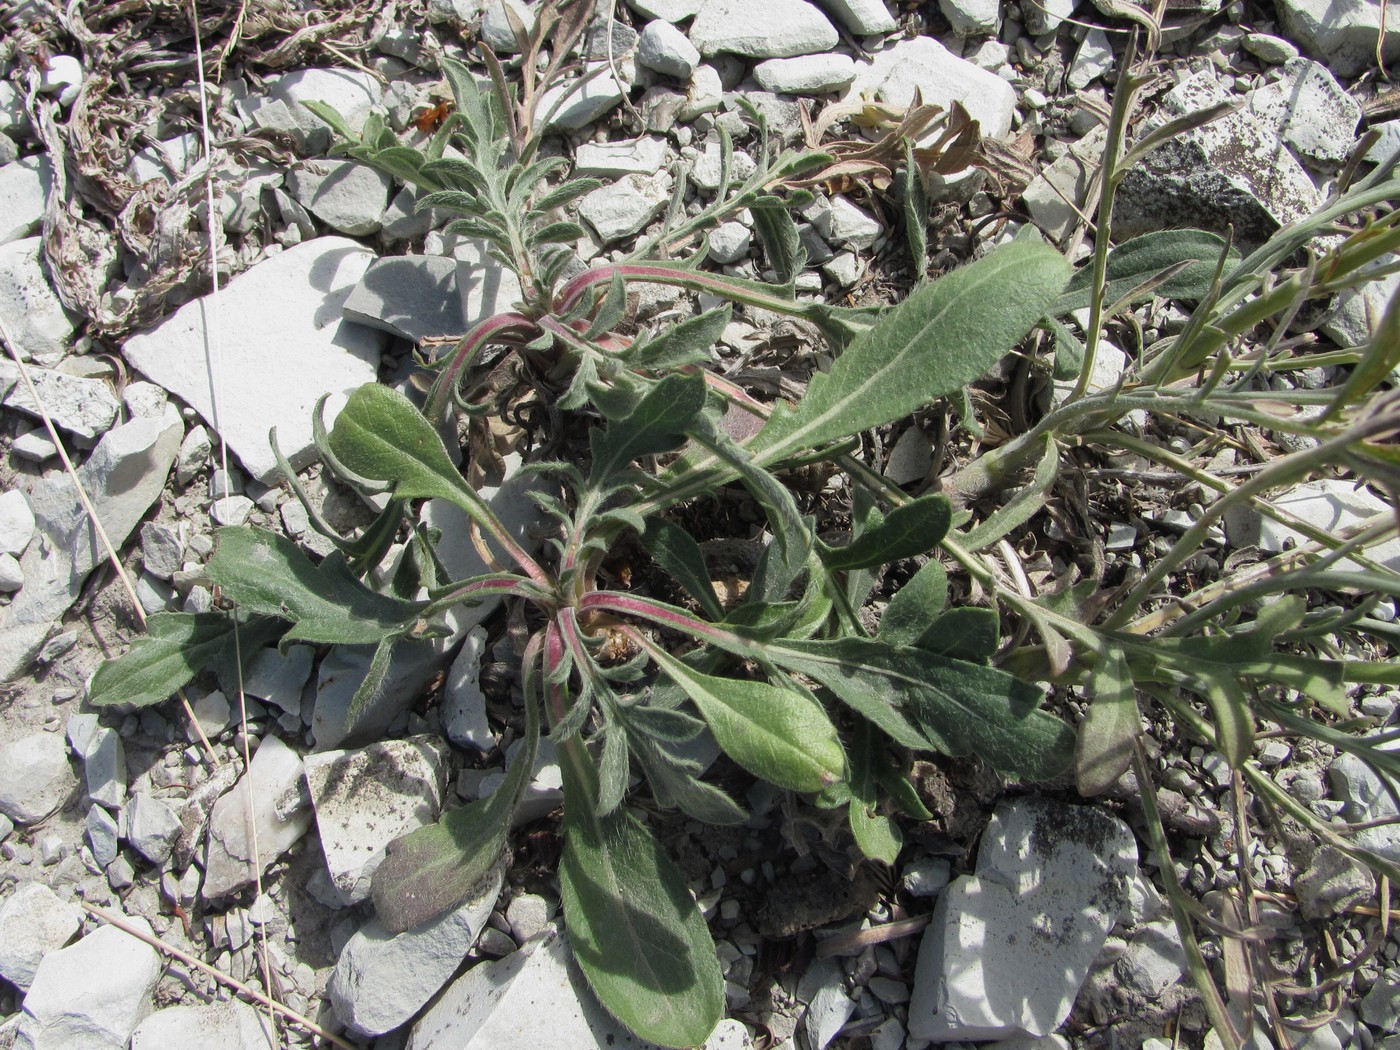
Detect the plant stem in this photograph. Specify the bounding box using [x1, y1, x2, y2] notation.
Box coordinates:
[425, 312, 538, 422]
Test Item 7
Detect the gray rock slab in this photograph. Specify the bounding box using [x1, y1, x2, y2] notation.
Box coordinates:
[330, 862, 504, 1038]
[121, 237, 383, 482]
[203, 735, 313, 899]
[1223, 477, 1400, 572]
[304, 735, 449, 905]
[0, 237, 80, 365]
[0, 360, 120, 441]
[820, 196, 882, 250]
[801, 957, 856, 1050]
[424, 233, 526, 325]
[707, 221, 752, 264]
[82, 725, 127, 811]
[138, 522, 182, 580]
[1329, 746, 1400, 862]
[342, 255, 468, 343]
[1114, 918, 1186, 999]
[287, 160, 393, 237]
[0, 730, 76, 824]
[1247, 58, 1361, 167]
[130, 999, 276, 1050]
[939, 0, 999, 36]
[86, 802, 119, 867]
[579, 172, 673, 242]
[14, 918, 161, 1050]
[638, 20, 702, 78]
[574, 136, 670, 177]
[689, 0, 838, 59]
[0, 489, 36, 556]
[1294, 845, 1376, 920]
[0, 553, 22, 592]
[908, 798, 1137, 1041]
[243, 644, 314, 717]
[0, 882, 82, 991]
[255, 67, 384, 154]
[626, 0, 702, 20]
[540, 63, 631, 130]
[1112, 71, 1321, 250]
[0, 156, 51, 244]
[812, 0, 897, 34]
[0, 622, 50, 682]
[1244, 32, 1301, 63]
[848, 37, 1016, 141]
[124, 792, 182, 866]
[481, 0, 537, 52]
[444, 626, 494, 751]
[753, 54, 857, 95]
[1068, 28, 1115, 89]
[1021, 0, 1076, 34]
[1274, 0, 1400, 78]
[407, 927, 658, 1049]
[1321, 253, 1400, 347]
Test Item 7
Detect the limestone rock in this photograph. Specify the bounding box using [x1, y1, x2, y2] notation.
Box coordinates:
[848, 37, 1016, 141]
[0, 156, 51, 244]
[1247, 58, 1361, 167]
[287, 159, 393, 236]
[342, 255, 470, 343]
[0, 882, 83, 991]
[811, 0, 897, 34]
[0, 731, 75, 824]
[689, 0, 838, 59]
[129, 999, 275, 1050]
[0, 237, 81, 365]
[1274, 0, 1400, 77]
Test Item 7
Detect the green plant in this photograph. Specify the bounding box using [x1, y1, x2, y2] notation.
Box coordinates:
[92, 23, 1400, 1050]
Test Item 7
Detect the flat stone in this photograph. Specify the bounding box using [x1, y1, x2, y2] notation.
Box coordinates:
[287, 160, 393, 236]
[304, 735, 450, 905]
[1247, 58, 1361, 167]
[0, 156, 51, 244]
[1361, 975, 1400, 1031]
[0, 882, 83, 991]
[481, 0, 537, 52]
[506, 893, 553, 943]
[690, 144, 757, 191]
[819, 196, 882, 250]
[14, 918, 161, 1050]
[243, 644, 314, 717]
[444, 627, 494, 750]
[11, 426, 59, 463]
[0, 731, 75, 824]
[1068, 28, 1115, 89]
[689, 0, 838, 59]
[330, 862, 504, 1038]
[0, 553, 22, 592]
[0, 237, 80, 365]
[426, 235, 526, 327]
[1114, 918, 1186, 998]
[0, 360, 120, 441]
[800, 957, 856, 1050]
[175, 424, 211, 486]
[1274, 0, 1400, 78]
[210, 493, 254, 526]
[82, 726, 127, 811]
[638, 20, 701, 78]
[1294, 845, 1375, 920]
[574, 136, 670, 177]
[579, 172, 672, 242]
[127, 132, 200, 186]
[583, 18, 640, 61]
[342, 255, 469, 343]
[939, 0, 999, 36]
[202, 735, 313, 899]
[626, 0, 702, 20]
[124, 792, 182, 866]
[885, 426, 934, 486]
[908, 798, 1137, 1041]
[811, 0, 897, 34]
[129, 999, 275, 1050]
[86, 803, 120, 867]
[0, 489, 36, 556]
[753, 54, 857, 95]
[848, 37, 1016, 141]
[1328, 747, 1400, 862]
[138, 522, 182, 580]
[1243, 32, 1300, 63]
[407, 928, 651, 1049]
[253, 67, 384, 154]
[540, 63, 631, 130]
[121, 237, 382, 482]
[1224, 478, 1400, 572]
[1021, 0, 1076, 34]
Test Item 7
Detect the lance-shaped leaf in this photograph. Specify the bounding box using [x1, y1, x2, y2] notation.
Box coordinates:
[646, 644, 845, 793]
[848, 723, 901, 864]
[207, 528, 422, 646]
[371, 695, 538, 932]
[818, 494, 951, 571]
[764, 637, 1075, 781]
[642, 519, 725, 621]
[879, 559, 948, 647]
[624, 305, 731, 372]
[1075, 646, 1140, 796]
[751, 239, 1070, 463]
[88, 613, 278, 709]
[589, 372, 708, 485]
[914, 607, 999, 662]
[1053, 230, 1237, 316]
[560, 748, 724, 1049]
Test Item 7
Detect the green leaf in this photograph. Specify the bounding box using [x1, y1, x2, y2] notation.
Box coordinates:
[206, 529, 421, 646]
[631, 735, 747, 825]
[902, 138, 928, 275]
[914, 607, 1000, 662]
[879, 560, 949, 647]
[1075, 646, 1140, 796]
[596, 721, 630, 817]
[750, 198, 806, 290]
[1055, 230, 1237, 315]
[88, 613, 276, 710]
[818, 494, 952, 571]
[371, 695, 538, 932]
[585, 270, 628, 340]
[642, 519, 725, 622]
[299, 99, 358, 142]
[624, 306, 731, 372]
[560, 750, 724, 1049]
[848, 723, 901, 864]
[1325, 281, 1400, 419]
[647, 645, 846, 793]
[589, 373, 708, 485]
[327, 384, 476, 506]
[750, 239, 1071, 463]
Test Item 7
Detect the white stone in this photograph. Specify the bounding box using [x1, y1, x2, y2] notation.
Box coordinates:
[908, 798, 1137, 1041]
[690, 145, 756, 191]
[938, 0, 999, 36]
[343, 255, 470, 343]
[287, 160, 393, 236]
[11, 426, 58, 463]
[690, 0, 839, 59]
[848, 38, 1016, 141]
[37, 54, 83, 106]
[481, 0, 537, 52]
[202, 735, 314, 899]
[820, 196, 881, 250]
[753, 54, 857, 95]
[191, 689, 233, 738]
[0, 156, 50, 244]
[579, 172, 672, 242]
[1243, 32, 1300, 64]
[901, 856, 951, 897]
[0, 553, 21, 592]
[800, 957, 856, 1050]
[331, 862, 504, 1037]
[121, 237, 382, 482]
[122, 381, 169, 419]
[506, 893, 553, 943]
[1115, 918, 1186, 998]
[1247, 59, 1362, 167]
[87, 802, 119, 866]
[708, 222, 752, 264]
[406, 929, 644, 1049]
[1021, 0, 1076, 34]
[256, 67, 383, 153]
[124, 792, 182, 866]
[821, 251, 862, 287]
[0, 360, 120, 441]
[0, 883, 83, 991]
[175, 424, 211, 486]
[130, 999, 275, 1050]
[638, 21, 701, 78]
[0, 489, 35, 556]
[444, 627, 494, 750]
[1275, 0, 1400, 77]
[243, 644, 314, 716]
[574, 136, 670, 177]
[539, 63, 631, 130]
[14, 919, 161, 1050]
[0, 731, 75, 824]
[1068, 28, 1114, 89]
[304, 735, 449, 905]
[1224, 478, 1400, 572]
[811, 0, 897, 34]
[127, 133, 200, 186]
[626, 0, 702, 20]
[82, 726, 126, 811]
[0, 237, 80, 364]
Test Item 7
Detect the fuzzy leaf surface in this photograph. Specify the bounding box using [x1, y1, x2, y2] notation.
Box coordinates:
[88, 613, 275, 709]
[1075, 646, 1140, 796]
[327, 383, 475, 505]
[818, 494, 951, 571]
[589, 372, 708, 485]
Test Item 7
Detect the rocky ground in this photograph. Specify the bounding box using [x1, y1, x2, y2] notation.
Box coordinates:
[1, 0, 1400, 1048]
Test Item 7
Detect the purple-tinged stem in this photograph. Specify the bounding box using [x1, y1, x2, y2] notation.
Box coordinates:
[425, 312, 538, 422]
[423, 573, 551, 617]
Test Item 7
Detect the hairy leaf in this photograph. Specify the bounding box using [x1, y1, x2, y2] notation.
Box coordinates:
[848, 723, 901, 864]
[1055, 230, 1237, 316]
[327, 384, 475, 506]
[206, 528, 421, 646]
[624, 305, 731, 372]
[819, 494, 951, 571]
[1075, 646, 1140, 796]
[589, 372, 708, 485]
[560, 751, 724, 1048]
[642, 519, 725, 621]
[914, 607, 999, 662]
[879, 559, 949, 647]
[751, 239, 1071, 463]
[750, 198, 806, 290]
